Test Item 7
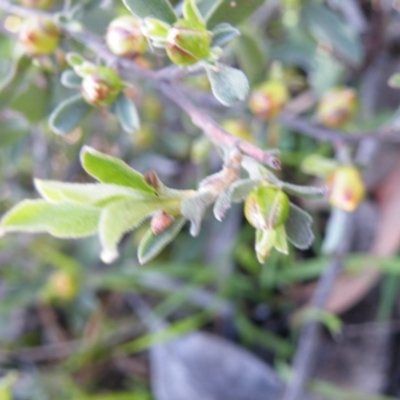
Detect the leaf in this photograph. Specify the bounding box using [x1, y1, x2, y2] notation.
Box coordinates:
[181, 191, 215, 236]
[302, 3, 364, 66]
[183, 0, 205, 26]
[280, 182, 327, 199]
[114, 92, 140, 134]
[122, 0, 176, 24]
[0, 200, 99, 238]
[322, 207, 348, 255]
[99, 198, 163, 263]
[49, 94, 92, 135]
[285, 203, 314, 250]
[35, 180, 149, 206]
[80, 146, 156, 194]
[301, 154, 338, 178]
[389, 73, 400, 89]
[211, 22, 240, 47]
[66, 52, 85, 67]
[138, 218, 186, 264]
[204, 0, 265, 29]
[0, 114, 29, 147]
[206, 63, 249, 106]
[61, 70, 82, 88]
[274, 225, 288, 255]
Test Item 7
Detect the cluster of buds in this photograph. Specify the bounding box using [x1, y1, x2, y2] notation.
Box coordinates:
[249, 80, 289, 120]
[18, 16, 60, 56]
[317, 87, 358, 128]
[245, 186, 290, 263]
[18, 0, 55, 9]
[106, 15, 148, 59]
[143, 0, 212, 66]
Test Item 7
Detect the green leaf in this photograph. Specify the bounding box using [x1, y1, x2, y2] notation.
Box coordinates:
[0, 114, 29, 147]
[49, 94, 92, 135]
[322, 207, 347, 254]
[301, 154, 338, 178]
[66, 52, 85, 68]
[280, 182, 327, 199]
[122, 0, 176, 24]
[35, 180, 149, 206]
[255, 229, 276, 264]
[206, 63, 249, 106]
[61, 70, 82, 88]
[99, 198, 163, 263]
[138, 218, 186, 264]
[285, 203, 314, 250]
[211, 22, 240, 47]
[204, 0, 264, 29]
[0, 54, 31, 109]
[302, 3, 363, 66]
[183, 0, 205, 26]
[274, 224, 288, 255]
[0, 200, 99, 238]
[389, 73, 400, 89]
[181, 191, 215, 236]
[80, 146, 156, 194]
[114, 92, 140, 134]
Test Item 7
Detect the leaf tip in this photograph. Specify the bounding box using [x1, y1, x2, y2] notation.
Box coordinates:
[101, 249, 119, 264]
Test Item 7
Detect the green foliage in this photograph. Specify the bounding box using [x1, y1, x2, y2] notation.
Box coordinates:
[122, 0, 177, 24]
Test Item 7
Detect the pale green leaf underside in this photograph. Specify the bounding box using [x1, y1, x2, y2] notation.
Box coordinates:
[80, 146, 155, 194]
[99, 198, 165, 263]
[122, 0, 176, 24]
[280, 182, 327, 199]
[206, 64, 249, 106]
[285, 203, 314, 249]
[34, 180, 150, 206]
[138, 218, 186, 264]
[60, 70, 82, 88]
[211, 22, 240, 47]
[115, 93, 140, 134]
[0, 200, 99, 238]
[49, 94, 92, 135]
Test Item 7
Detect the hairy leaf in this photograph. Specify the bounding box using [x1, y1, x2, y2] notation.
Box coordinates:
[211, 23, 240, 47]
[138, 218, 186, 264]
[61, 70, 82, 88]
[301, 154, 338, 178]
[115, 92, 140, 134]
[206, 64, 249, 106]
[274, 225, 288, 255]
[285, 203, 314, 250]
[122, 0, 176, 24]
[183, 0, 205, 26]
[280, 182, 327, 200]
[80, 146, 156, 194]
[49, 94, 92, 135]
[0, 200, 99, 238]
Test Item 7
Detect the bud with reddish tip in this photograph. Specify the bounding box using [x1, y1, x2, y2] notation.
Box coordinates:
[166, 19, 211, 66]
[106, 15, 148, 58]
[245, 186, 289, 230]
[327, 166, 365, 212]
[18, 0, 55, 9]
[151, 211, 174, 235]
[317, 87, 357, 128]
[18, 16, 60, 56]
[249, 81, 289, 120]
[81, 67, 122, 107]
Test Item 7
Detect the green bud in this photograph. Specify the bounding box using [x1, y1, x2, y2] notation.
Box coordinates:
[143, 18, 170, 44]
[81, 67, 123, 107]
[106, 15, 148, 58]
[166, 19, 211, 66]
[18, 0, 55, 9]
[255, 229, 276, 263]
[18, 16, 60, 56]
[245, 186, 289, 230]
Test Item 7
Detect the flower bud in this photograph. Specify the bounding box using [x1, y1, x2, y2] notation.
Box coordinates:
[317, 87, 357, 128]
[327, 166, 365, 212]
[81, 67, 122, 107]
[249, 81, 289, 120]
[18, 16, 60, 56]
[106, 15, 147, 58]
[46, 271, 78, 301]
[255, 229, 276, 263]
[245, 186, 290, 230]
[151, 211, 174, 235]
[18, 0, 55, 9]
[166, 19, 211, 66]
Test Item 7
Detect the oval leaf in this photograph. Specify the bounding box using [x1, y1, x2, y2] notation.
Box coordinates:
[138, 218, 186, 264]
[122, 0, 176, 24]
[49, 94, 92, 135]
[280, 182, 327, 200]
[80, 146, 156, 194]
[206, 64, 249, 106]
[211, 23, 240, 47]
[61, 70, 82, 88]
[285, 203, 314, 250]
[115, 93, 140, 134]
[0, 200, 99, 238]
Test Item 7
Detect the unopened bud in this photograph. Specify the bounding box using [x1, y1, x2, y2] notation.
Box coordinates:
[106, 15, 147, 58]
[151, 211, 174, 235]
[166, 19, 211, 66]
[18, 16, 60, 56]
[317, 87, 357, 128]
[81, 67, 122, 107]
[249, 81, 289, 120]
[18, 0, 55, 9]
[245, 186, 289, 230]
[47, 271, 78, 301]
[327, 166, 365, 212]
